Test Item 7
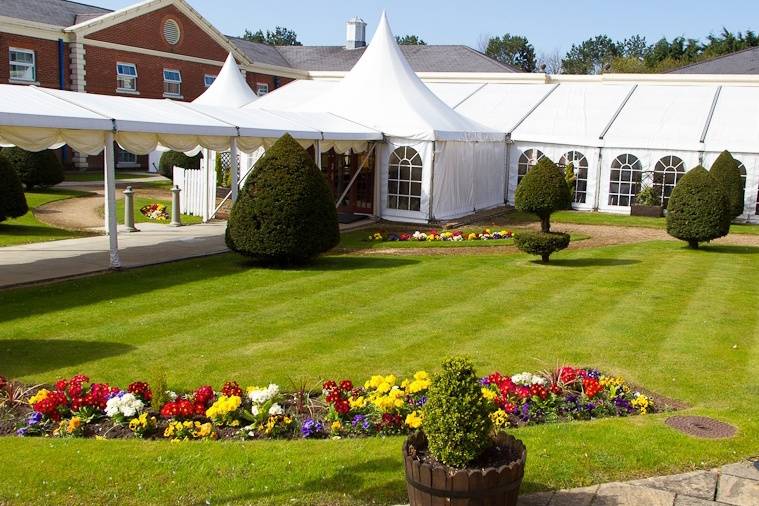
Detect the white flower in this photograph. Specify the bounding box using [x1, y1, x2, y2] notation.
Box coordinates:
[105, 393, 144, 418]
[511, 372, 547, 387]
[268, 403, 283, 416]
[248, 384, 279, 405]
[166, 390, 178, 401]
[250, 405, 260, 416]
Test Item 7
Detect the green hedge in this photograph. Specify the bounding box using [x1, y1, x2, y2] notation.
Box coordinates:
[158, 151, 202, 179]
[0, 155, 28, 222]
[710, 150, 745, 218]
[0, 147, 64, 190]
[513, 231, 570, 263]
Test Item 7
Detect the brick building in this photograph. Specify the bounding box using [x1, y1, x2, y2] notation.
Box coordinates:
[0, 0, 513, 170]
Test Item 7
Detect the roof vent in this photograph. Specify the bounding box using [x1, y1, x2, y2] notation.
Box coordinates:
[346, 17, 367, 50]
[163, 19, 181, 45]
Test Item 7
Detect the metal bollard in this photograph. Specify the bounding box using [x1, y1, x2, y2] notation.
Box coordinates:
[170, 185, 182, 227]
[123, 186, 139, 232]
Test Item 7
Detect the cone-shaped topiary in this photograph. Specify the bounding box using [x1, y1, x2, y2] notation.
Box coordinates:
[0, 148, 63, 190]
[225, 134, 339, 265]
[515, 157, 570, 232]
[422, 356, 492, 469]
[0, 155, 28, 222]
[666, 166, 731, 249]
[158, 151, 202, 179]
[710, 150, 745, 218]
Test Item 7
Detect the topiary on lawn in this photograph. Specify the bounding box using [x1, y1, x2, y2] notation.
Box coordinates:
[225, 133, 339, 265]
[0, 155, 28, 222]
[0, 147, 64, 190]
[513, 231, 570, 263]
[158, 151, 202, 179]
[422, 356, 492, 469]
[710, 150, 745, 218]
[666, 166, 731, 249]
[515, 156, 570, 233]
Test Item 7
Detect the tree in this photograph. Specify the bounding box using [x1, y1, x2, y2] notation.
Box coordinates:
[485, 34, 537, 72]
[225, 134, 339, 265]
[0, 155, 28, 223]
[0, 148, 63, 190]
[396, 35, 426, 45]
[710, 150, 745, 218]
[537, 49, 563, 74]
[158, 151, 202, 179]
[666, 166, 731, 249]
[562, 35, 619, 74]
[242, 26, 302, 46]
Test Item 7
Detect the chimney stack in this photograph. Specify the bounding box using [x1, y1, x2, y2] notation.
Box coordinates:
[346, 17, 367, 49]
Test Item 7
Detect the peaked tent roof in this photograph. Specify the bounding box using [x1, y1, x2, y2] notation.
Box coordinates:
[193, 53, 258, 108]
[297, 12, 503, 142]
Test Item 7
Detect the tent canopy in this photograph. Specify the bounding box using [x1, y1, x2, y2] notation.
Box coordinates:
[193, 53, 259, 108]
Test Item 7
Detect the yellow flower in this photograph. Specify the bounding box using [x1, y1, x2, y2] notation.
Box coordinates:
[406, 371, 431, 394]
[67, 417, 82, 434]
[349, 396, 367, 409]
[28, 389, 49, 405]
[467, 233, 477, 240]
[482, 387, 497, 401]
[489, 409, 508, 429]
[405, 411, 423, 429]
[631, 393, 652, 414]
[330, 421, 342, 433]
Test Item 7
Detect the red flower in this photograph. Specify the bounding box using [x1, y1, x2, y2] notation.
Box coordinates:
[529, 384, 548, 400]
[582, 378, 602, 398]
[339, 380, 353, 392]
[322, 380, 337, 391]
[128, 381, 153, 402]
[559, 367, 578, 384]
[192, 385, 215, 408]
[221, 381, 242, 398]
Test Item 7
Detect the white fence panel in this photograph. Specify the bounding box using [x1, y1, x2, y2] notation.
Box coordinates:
[173, 166, 204, 216]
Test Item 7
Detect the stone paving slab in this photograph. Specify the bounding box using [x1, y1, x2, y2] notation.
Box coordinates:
[715, 474, 759, 506]
[720, 460, 759, 481]
[628, 470, 719, 500]
[549, 485, 599, 505]
[593, 482, 675, 505]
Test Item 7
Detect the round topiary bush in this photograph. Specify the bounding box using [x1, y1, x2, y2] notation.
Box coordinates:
[422, 356, 492, 469]
[515, 157, 570, 232]
[513, 231, 570, 263]
[158, 151, 202, 179]
[225, 133, 339, 265]
[666, 166, 731, 249]
[710, 150, 744, 218]
[0, 155, 28, 222]
[0, 147, 64, 190]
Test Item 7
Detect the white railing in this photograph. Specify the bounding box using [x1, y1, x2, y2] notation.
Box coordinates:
[172, 166, 204, 216]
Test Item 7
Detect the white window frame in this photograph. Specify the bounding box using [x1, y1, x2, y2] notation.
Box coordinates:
[116, 62, 138, 93]
[116, 147, 138, 166]
[204, 74, 217, 88]
[387, 146, 423, 212]
[256, 82, 269, 96]
[163, 69, 182, 98]
[9, 47, 36, 83]
[517, 148, 544, 186]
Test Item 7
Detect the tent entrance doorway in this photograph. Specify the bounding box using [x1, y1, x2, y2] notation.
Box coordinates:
[321, 148, 375, 215]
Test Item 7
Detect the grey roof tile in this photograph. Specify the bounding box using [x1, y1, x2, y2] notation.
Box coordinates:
[226, 37, 291, 68]
[669, 47, 759, 74]
[0, 0, 111, 27]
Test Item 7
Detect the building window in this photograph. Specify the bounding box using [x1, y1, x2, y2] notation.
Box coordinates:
[116, 63, 137, 92]
[163, 69, 182, 97]
[117, 147, 137, 164]
[608, 154, 642, 206]
[559, 151, 588, 204]
[388, 146, 423, 212]
[204, 74, 217, 88]
[517, 148, 544, 186]
[653, 155, 685, 208]
[9, 48, 35, 82]
[163, 19, 181, 45]
[734, 159, 748, 214]
[256, 83, 269, 96]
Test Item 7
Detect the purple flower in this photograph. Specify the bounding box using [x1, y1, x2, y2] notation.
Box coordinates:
[414, 395, 427, 407]
[300, 418, 324, 438]
[16, 427, 28, 437]
[26, 412, 42, 426]
[351, 414, 371, 431]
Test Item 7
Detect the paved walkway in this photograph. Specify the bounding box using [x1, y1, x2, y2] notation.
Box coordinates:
[518, 458, 759, 506]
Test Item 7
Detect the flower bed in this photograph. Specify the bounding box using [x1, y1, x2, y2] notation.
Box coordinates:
[368, 228, 513, 243]
[0, 367, 656, 442]
[139, 203, 169, 222]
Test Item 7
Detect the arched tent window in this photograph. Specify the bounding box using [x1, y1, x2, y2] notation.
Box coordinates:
[608, 153, 642, 206]
[517, 149, 544, 186]
[735, 160, 747, 215]
[653, 155, 685, 208]
[388, 146, 423, 212]
[559, 151, 588, 204]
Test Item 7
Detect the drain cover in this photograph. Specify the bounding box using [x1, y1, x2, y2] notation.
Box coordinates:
[666, 416, 737, 439]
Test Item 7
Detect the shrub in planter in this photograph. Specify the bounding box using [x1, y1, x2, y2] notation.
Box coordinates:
[710, 150, 745, 218]
[631, 185, 664, 217]
[513, 231, 570, 263]
[225, 133, 339, 265]
[0, 147, 64, 190]
[666, 166, 731, 249]
[158, 151, 202, 179]
[0, 156, 28, 222]
[515, 156, 570, 233]
[404, 356, 526, 506]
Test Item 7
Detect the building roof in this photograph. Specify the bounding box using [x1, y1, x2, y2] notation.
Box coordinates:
[226, 37, 293, 68]
[669, 47, 759, 74]
[0, 0, 110, 27]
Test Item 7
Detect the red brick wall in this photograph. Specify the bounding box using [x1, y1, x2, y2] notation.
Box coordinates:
[87, 5, 228, 61]
[0, 34, 68, 89]
[246, 73, 293, 94]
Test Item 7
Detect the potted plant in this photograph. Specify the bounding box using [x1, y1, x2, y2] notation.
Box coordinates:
[630, 184, 663, 217]
[403, 357, 526, 506]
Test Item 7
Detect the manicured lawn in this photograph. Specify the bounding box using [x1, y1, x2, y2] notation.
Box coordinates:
[62, 171, 160, 182]
[98, 196, 202, 225]
[0, 189, 95, 247]
[1, 240, 758, 504]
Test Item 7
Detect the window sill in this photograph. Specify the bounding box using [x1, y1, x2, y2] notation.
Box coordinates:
[163, 93, 183, 100]
[9, 79, 40, 86]
[116, 89, 140, 95]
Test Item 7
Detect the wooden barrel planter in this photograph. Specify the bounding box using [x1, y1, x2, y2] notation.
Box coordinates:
[630, 204, 664, 217]
[403, 431, 526, 506]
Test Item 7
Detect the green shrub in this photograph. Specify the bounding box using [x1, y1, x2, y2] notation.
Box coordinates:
[710, 150, 745, 218]
[513, 231, 570, 263]
[515, 157, 570, 232]
[225, 134, 339, 265]
[158, 151, 202, 179]
[0, 156, 28, 222]
[635, 185, 660, 207]
[422, 356, 492, 469]
[0, 147, 64, 190]
[666, 166, 731, 249]
[564, 162, 576, 207]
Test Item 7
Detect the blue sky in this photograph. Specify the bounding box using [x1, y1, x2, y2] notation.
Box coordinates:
[90, 0, 759, 54]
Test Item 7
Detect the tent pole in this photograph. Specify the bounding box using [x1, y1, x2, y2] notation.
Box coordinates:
[201, 149, 210, 223]
[593, 149, 604, 211]
[316, 140, 322, 169]
[504, 138, 512, 204]
[103, 132, 121, 270]
[230, 138, 240, 202]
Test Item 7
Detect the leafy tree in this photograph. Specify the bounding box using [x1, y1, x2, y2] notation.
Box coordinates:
[485, 34, 537, 72]
[666, 166, 731, 249]
[710, 150, 745, 218]
[396, 34, 426, 45]
[225, 134, 339, 265]
[0, 154, 28, 222]
[562, 35, 619, 74]
[0, 148, 63, 190]
[242, 26, 302, 46]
